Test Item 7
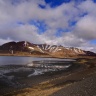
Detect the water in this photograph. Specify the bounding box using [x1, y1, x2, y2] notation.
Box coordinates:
[0, 56, 75, 76]
[0, 56, 75, 66]
[0, 56, 75, 93]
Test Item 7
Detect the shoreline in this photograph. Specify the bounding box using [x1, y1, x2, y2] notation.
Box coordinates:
[0, 58, 96, 96]
[0, 53, 96, 59]
[0, 60, 82, 95]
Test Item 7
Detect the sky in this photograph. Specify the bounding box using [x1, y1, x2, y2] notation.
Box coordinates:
[0, 0, 96, 52]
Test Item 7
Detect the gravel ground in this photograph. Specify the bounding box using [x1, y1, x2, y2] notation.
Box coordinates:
[1, 58, 96, 96]
[51, 72, 96, 96]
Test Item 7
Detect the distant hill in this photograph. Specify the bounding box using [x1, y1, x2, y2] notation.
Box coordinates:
[0, 41, 96, 58]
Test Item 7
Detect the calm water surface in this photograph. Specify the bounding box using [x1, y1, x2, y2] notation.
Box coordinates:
[0, 56, 75, 79]
[0, 56, 75, 65]
[0, 56, 76, 95]
[0, 56, 75, 92]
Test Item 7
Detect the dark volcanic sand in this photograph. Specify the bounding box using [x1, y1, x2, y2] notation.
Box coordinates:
[0, 58, 96, 96]
[51, 71, 96, 96]
[0, 61, 81, 96]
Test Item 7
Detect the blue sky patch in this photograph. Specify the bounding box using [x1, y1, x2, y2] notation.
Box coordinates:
[90, 40, 96, 44]
[55, 28, 70, 37]
[79, 12, 88, 17]
[28, 20, 47, 34]
[69, 21, 77, 27]
[45, 0, 71, 8]
[93, 0, 96, 3]
[39, 4, 46, 9]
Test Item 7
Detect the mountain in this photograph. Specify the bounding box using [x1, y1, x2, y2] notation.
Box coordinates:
[0, 41, 96, 57]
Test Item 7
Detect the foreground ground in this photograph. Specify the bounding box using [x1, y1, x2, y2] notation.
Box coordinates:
[1, 57, 96, 96]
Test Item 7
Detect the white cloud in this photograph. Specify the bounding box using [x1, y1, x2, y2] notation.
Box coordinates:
[0, 0, 96, 52]
[74, 15, 96, 40]
[0, 38, 12, 45]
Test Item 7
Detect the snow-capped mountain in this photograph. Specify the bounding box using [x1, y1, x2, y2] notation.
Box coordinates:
[0, 41, 96, 57]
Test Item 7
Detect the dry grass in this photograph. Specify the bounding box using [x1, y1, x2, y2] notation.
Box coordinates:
[4, 57, 96, 96]
[7, 80, 63, 96]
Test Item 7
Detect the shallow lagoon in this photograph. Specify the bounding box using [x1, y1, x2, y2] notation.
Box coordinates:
[0, 56, 74, 76]
[0, 56, 75, 65]
[0, 56, 76, 95]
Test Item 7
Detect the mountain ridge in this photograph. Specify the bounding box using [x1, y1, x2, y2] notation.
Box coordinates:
[0, 41, 96, 58]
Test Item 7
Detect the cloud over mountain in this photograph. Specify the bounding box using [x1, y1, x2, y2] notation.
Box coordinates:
[0, 0, 96, 52]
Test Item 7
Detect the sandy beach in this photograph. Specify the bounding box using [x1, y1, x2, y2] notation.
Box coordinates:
[0, 58, 96, 96]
